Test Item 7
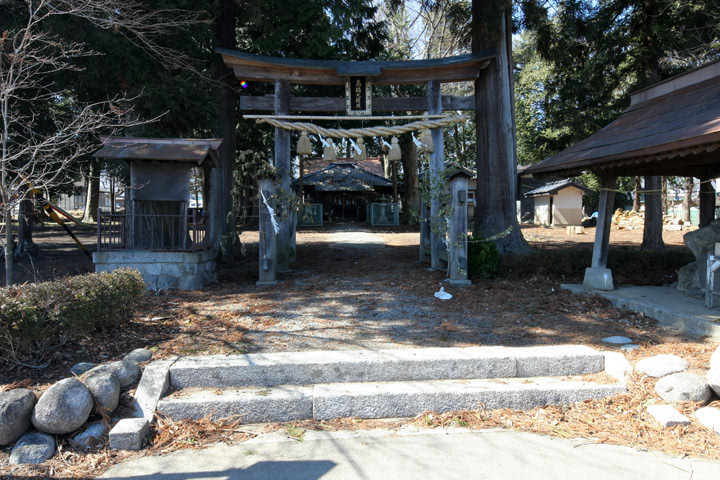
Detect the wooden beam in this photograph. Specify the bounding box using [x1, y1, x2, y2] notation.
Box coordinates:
[239, 95, 476, 112]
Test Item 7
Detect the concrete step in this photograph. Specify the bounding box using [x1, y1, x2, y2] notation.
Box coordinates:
[157, 377, 624, 423]
[168, 345, 605, 389]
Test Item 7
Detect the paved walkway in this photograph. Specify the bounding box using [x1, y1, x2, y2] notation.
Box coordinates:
[562, 284, 720, 340]
[100, 428, 720, 480]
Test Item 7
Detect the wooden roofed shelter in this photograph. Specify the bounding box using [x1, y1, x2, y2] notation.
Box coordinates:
[93, 137, 221, 290]
[220, 49, 496, 285]
[524, 60, 720, 290]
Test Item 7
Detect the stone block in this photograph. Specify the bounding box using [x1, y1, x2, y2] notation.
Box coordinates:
[604, 352, 632, 385]
[156, 386, 313, 423]
[647, 404, 691, 427]
[169, 347, 518, 388]
[313, 378, 625, 420]
[513, 345, 604, 377]
[109, 418, 149, 451]
[131, 358, 174, 421]
[169, 346, 606, 390]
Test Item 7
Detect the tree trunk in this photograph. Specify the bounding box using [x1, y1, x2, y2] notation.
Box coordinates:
[682, 177, 692, 224]
[400, 142, 418, 223]
[82, 161, 100, 222]
[700, 177, 716, 228]
[641, 175, 664, 250]
[209, 0, 238, 257]
[16, 197, 36, 258]
[632, 176, 641, 212]
[3, 208, 13, 286]
[471, 0, 528, 254]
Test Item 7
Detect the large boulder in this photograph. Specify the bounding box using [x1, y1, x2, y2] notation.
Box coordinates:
[71, 421, 108, 451]
[678, 221, 720, 295]
[31, 378, 94, 434]
[0, 389, 36, 445]
[655, 373, 712, 404]
[707, 369, 720, 397]
[86, 360, 140, 389]
[9, 432, 55, 464]
[83, 371, 120, 413]
[70, 362, 96, 376]
[124, 348, 153, 365]
[636, 354, 688, 378]
[711, 345, 720, 371]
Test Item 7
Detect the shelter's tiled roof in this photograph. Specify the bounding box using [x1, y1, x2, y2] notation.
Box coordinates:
[524, 67, 720, 177]
[94, 137, 222, 167]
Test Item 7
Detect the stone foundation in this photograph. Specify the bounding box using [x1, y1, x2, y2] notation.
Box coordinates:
[93, 249, 217, 291]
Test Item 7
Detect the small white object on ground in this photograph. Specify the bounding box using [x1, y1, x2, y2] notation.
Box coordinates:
[434, 287, 452, 300]
[602, 336, 633, 345]
[636, 354, 688, 378]
[646, 404, 691, 427]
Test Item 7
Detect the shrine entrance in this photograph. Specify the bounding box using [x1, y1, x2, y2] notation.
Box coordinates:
[218, 49, 496, 285]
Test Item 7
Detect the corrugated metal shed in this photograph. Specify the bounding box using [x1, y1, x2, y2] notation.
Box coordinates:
[524, 61, 720, 178]
[525, 179, 592, 198]
[298, 162, 391, 192]
[94, 137, 222, 166]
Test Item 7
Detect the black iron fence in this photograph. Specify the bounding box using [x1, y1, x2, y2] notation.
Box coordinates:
[97, 209, 207, 251]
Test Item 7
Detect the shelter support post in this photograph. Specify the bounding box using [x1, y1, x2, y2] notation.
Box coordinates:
[446, 174, 471, 285]
[257, 179, 278, 286]
[583, 174, 616, 290]
[700, 176, 716, 228]
[274, 79, 296, 270]
[428, 80, 446, 270]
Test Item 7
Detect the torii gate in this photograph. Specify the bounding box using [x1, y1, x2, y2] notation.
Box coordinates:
[218, 49, 495, 285]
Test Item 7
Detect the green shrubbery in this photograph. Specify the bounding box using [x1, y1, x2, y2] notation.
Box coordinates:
[467, 235, 500, 278]
[0, 269, 145, 363]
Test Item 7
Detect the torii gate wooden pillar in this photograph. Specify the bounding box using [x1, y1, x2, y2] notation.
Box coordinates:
[218, 49, 496, 284]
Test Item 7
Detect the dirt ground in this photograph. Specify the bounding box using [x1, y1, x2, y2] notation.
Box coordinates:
[4, 222, 720, 478]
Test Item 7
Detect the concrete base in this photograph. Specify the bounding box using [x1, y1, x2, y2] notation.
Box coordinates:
[93, 249, 217, 291]
[583, 267, 615, 290]
[562, 284, 720, 340]
[256, 280, 281, 287]
[444, 278, 472, 286]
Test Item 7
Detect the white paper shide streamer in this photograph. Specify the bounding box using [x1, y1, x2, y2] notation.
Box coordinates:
[260, 190, 280, 234]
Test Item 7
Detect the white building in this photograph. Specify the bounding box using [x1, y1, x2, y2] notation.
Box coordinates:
[525, 179, 591, 226]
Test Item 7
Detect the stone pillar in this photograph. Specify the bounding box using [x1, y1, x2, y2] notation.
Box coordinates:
[257, 179, 278, 286]
[583, 174, 616, 290]
[419, 197, 431, 262]
[700, 177, 716, 228]
[428, 80, 446, 270]
[447, 172, 471, 285]
[274, 79, 295, 271]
